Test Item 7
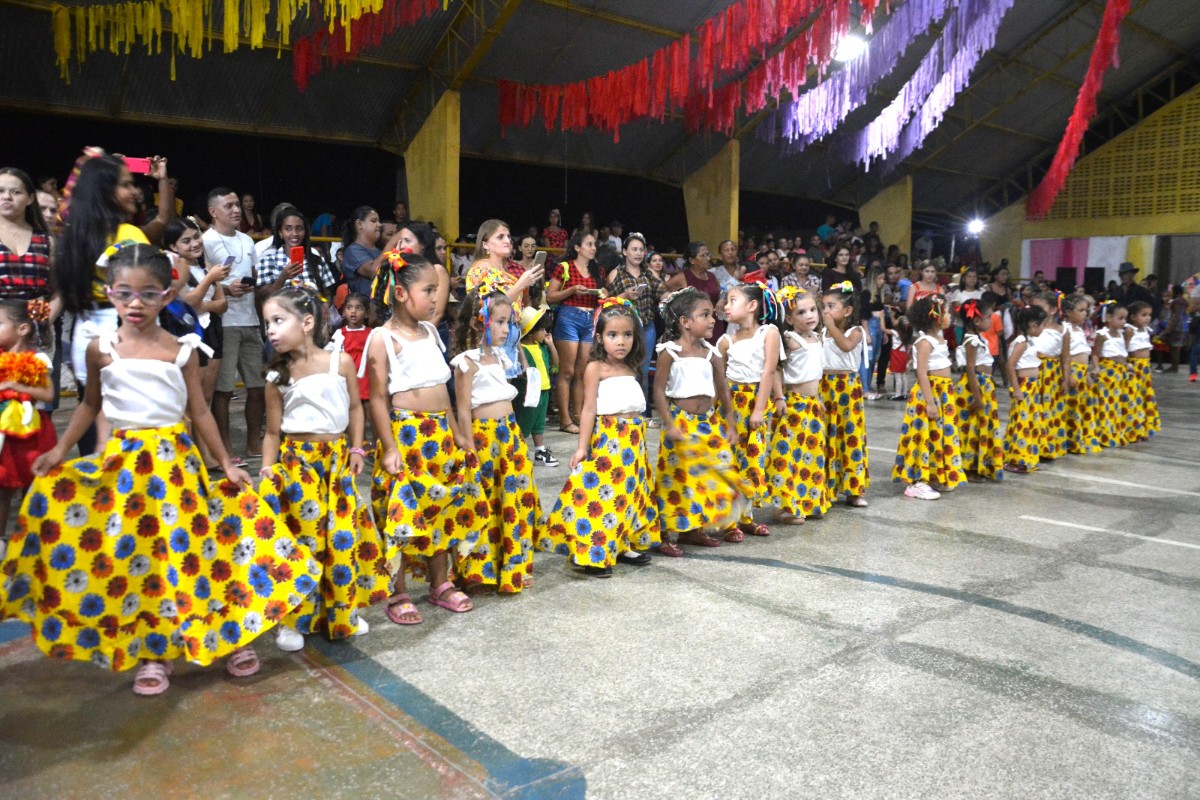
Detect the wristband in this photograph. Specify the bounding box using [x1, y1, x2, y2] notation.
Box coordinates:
[349, 447, 367, 457]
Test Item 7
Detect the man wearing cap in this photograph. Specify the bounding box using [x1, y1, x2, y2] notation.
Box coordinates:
[1113, 262, 1155, 310]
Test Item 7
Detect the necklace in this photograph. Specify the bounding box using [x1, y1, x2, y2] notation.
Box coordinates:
[215, 229, 244, 262]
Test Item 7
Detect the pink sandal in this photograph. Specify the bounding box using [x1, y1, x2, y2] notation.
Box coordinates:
[427, 581, 473, 613]
[225, 646, 260, 678]
[741, 522, 771, 537]
[132, 661, 172, 696]
[385, 592, 423, 625]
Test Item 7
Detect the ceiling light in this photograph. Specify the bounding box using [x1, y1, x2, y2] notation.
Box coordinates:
[833, 34, 868, 64]
[967, 219, 985, 235]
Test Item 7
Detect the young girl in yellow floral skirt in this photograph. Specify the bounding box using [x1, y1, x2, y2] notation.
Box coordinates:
[258, 283, 391, 653]
[1031, 292, 1066, 461]
[1124, 301, 1159, 440]
[1090, 303, 1131, 448]
[363, 251, 482, 620]
[544, 298, 659, 578]
[651, 287, 751, 554]
[451, 286, 540, 593]
[1003, 306, 1048, 474]
[0, 244, 320, 695]
[768, 286, 829, 521]
[1060, 296, 1101, 455]
[955, 298, 1004, 481]
[718, 283, 783, 537]
[821, 283, 871, 508]
[893, 295, 965, 500]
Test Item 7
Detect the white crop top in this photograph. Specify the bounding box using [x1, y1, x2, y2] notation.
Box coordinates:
[657, 340, 718, 399]
[358, 321, 451, 394]
[1098, 329, 1128, 359]
[914, 333, 952, 371]
[822, 326, 866, 372]
[721, 325, 774, 384]
[1065, 323, 1092, 357]
[1034, 327, 1063, 358]
[267, 350, 349, 435]
[99, 333, 208, 430]
[595, 375, 646, 415]
[955, 333, 994, 369]
[450, 348, 519, 409]
[782, 331, 823, 384]
[1014, 335, 1041, 369]
[1126, 324, 1152, 352]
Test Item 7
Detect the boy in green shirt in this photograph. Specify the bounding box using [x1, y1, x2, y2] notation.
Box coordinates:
[516, 307, 559, 466]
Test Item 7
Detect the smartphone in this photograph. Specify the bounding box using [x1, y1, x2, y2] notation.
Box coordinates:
[240, 276, 254, 286]
[289, 245, 305, 265]
[533, 251, 547, 269]
[124, 157, 153, 174]
[222, 256, 236, 267]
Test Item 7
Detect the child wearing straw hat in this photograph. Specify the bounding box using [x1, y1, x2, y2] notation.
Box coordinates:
[516, 305, 560, 466]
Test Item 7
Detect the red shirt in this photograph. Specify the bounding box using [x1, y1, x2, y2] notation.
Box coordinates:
[558, 261, 600, 309]
[337, 327, 371, 400]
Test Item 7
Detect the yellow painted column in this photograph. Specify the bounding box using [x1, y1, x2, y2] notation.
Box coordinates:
[980, 200, 1028, 274]
[683, 141, 739, 249]
[404, 90, 461, 243]
[858, 176, 912, 258]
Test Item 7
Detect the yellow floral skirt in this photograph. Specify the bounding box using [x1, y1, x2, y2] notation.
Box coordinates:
[892, 375, 965, 489]
[726, 381, 771, 521]
[543, 415, 659, 568]
[1003, 377, 1042, 469]
[655, 405, 751, 535]
[820, 373, 870, 501]
[0, 423, 320, 671]
[1127, 358, 1159, 440]
[955, 372, 1004, 480]
[455, 415, 540, 594]
[259, 436, 391, 639]
[767, 393, 831, 517]
[1092, 359, 1130, 448]
[1035, 357, 1066, 461]
[1063, 362, 1101, 454]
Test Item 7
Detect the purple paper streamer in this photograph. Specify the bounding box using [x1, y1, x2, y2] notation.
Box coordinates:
[845, 0, 1016, 167]
[768, 0, 957, 150]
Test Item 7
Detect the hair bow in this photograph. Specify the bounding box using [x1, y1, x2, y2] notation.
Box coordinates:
[928, 295, 944, 320]
[776, 285, 807, 306]
[371, 250, 408, 308]
[1099, 298, 1116, 322]
[95, 239, 139, 268]
[829, 280, 854, 293]
[961, 299, 981, 320]
[26, 299, 51, 324]
[286, 276, 325, 301]
[594, 295, 638, 325]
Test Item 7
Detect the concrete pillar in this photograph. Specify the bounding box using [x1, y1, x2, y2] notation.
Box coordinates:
[980, 200, 1027, 275]
[858, 176, 912, 259]
[683, 141, 739, 250]
[404, 90, 460, 243]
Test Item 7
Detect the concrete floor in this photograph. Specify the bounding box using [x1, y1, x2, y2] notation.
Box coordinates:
[2, 373, 1198, 799]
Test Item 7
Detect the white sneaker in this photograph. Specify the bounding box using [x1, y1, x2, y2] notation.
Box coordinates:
[275, 625, 305, 652]
[0, 539, 6, 561]
[905, 482, 941, 500]
[353, 617, 369, 636]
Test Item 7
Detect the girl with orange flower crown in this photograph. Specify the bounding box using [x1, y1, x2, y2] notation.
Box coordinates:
[0, 298, 56, 557]
[451, 283, 541, 593]
[0, 244, 320, 696]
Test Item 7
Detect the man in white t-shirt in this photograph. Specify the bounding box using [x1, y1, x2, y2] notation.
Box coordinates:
[202, 187, 264, 461]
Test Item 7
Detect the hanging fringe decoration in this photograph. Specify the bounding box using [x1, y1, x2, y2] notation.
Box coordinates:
[49, 0, 447, 84]
[1026, 0, 1131, 219]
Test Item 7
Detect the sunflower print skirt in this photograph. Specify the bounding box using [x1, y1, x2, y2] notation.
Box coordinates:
[820, 373, 870, 501]
[1127, 358, 1159, 439]
[371, 409, 481, 561]
[259, 437, 391, 640]
[543, 415, 659, 568]
[726, 381, 771, 519]
[1063, 362, 1101, 455]
[655, 406, 752, 535]
[892, 375, 965, 489]
[0, 423, 320, 672]
[456, 415, 541, 594]
[1092, 359, 1130, 448]
[1003, 377, 1042, 469]
[767, 394, 830, 517]
[1035, 357, 1066, 461]
[955, 372, 1004, 480]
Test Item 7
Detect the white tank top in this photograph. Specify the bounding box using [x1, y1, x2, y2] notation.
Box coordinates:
[1014, 335, 1041, 369]
[1126, 324, 1151, 351]
[720, 325, 773, 384]
[99, 333, 202, 429]
[955, 333, 993, 369]
[1034, 327, 1063, 358]
[782, 331, 823, 384]
[1065, 323, 1091, 357]
[657, 340, 718, 399]
[268, 350, 349, 435]
[358, 321, 451, 394]
[449, 348, 519, 409]
[914, 332, 951, 371]
[595, 375, 646, 415]
[1098, 329, 1128, 359]
[822, 326, 866, 371]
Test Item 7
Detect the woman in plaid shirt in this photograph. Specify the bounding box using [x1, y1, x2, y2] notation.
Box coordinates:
[605, 233, 665, 392]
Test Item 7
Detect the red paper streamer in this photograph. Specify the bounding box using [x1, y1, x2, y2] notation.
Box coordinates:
[1026, 0, 1131, 219]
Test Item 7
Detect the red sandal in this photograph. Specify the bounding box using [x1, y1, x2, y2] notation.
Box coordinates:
[385, 592, 423, 625]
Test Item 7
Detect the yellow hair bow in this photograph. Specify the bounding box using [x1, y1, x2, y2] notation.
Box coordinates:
[95, 239, 140, 268]
[372, 250, 409, 308]
[777, 285, 808, 305]
[829, 280, 854, 293]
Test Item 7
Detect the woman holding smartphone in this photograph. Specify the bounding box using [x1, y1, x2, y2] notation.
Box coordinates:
[546, 231, 602, 433]
[606, 232, 664, 391]
[466, 219, 545, 377]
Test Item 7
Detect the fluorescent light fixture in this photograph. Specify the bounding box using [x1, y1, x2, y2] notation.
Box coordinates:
[967, 219, 985, 235]
[833, 34, 867, 63]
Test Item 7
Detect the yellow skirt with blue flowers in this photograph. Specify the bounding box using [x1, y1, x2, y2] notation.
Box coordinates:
[820, 373, 870, 501]
[0, 423, 320, 672]
[1092, 359, 1130, 448]
[1003, 377, 1042, 469]
[1127, 358, 1159, 440]
[727, 381, 771, 521]
[1035, 357, 1066, 461]
[259, 436, 391, 639]
[767, 393, 831, 517]
[955, 372, 1004, 480]
[655, 405, 751, 535]
[1063, 362, 1101, 454]
[892, 375, 966, 489]
[544, 415, 659, 568]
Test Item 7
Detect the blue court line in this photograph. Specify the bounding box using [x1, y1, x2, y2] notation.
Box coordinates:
[689, 552, 1200, 680]
[309, 636, 586, 800]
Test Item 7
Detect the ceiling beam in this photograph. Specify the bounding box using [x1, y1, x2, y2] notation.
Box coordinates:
[531, 0, 682, 40]
[1089, 0, 1187, 57]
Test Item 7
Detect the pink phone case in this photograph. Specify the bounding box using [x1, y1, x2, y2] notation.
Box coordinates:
[125, 157, 153, 174]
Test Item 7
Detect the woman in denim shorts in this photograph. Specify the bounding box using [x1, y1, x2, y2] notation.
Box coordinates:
[547, 231, 602, 433]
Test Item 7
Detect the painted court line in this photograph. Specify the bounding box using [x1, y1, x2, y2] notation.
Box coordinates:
[1020, 515, 1200, 551]
[1043, 468, 1200, 499]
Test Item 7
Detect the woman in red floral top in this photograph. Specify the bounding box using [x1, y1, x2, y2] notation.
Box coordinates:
[546, 231, 602, 433]
[541, 208, 567, 252]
